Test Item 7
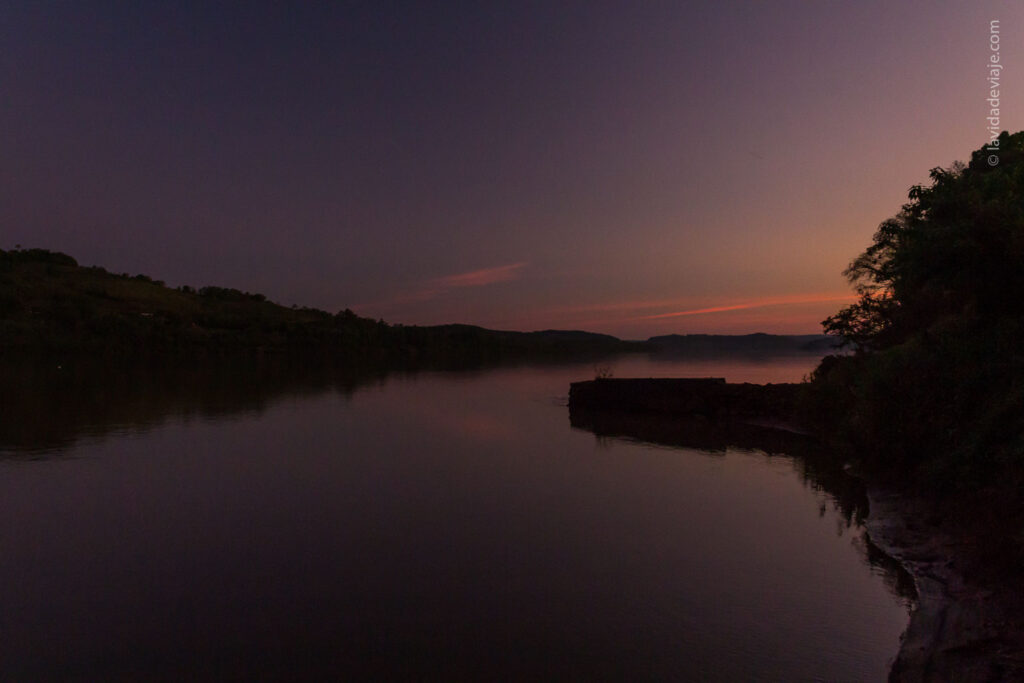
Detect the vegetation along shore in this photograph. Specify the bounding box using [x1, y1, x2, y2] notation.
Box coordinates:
[570, 132, 1024, 681]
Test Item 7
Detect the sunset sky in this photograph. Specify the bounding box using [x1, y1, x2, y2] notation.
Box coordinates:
[3, 2, 1022, 338]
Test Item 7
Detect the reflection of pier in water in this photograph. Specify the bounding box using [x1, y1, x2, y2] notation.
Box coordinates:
[568, 398, 918, 610]
[0, 355, 634, 456]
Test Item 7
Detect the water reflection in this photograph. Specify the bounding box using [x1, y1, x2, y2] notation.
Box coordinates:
[0, 353, 824, 456]
[0, 353, 911, 680]
[0, 357, 390, 456]
[569, 404, 917, 610]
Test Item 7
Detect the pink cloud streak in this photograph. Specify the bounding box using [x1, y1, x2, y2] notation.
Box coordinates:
[634, 294, 857, 320]
[359, 262, 528, 310]
[429, 262, 528, 289]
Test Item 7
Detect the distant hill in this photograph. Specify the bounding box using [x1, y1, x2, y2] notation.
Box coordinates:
[646, 333, 838, 355]
[520, 329, 624, 344]
[0, 249, 639, 362]
[0, 249, 843, 362]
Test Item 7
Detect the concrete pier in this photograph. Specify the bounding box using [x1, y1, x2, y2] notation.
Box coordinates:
[568, 377, 802, 422]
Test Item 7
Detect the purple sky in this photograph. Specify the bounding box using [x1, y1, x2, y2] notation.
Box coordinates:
[3, 2, 1021, 338]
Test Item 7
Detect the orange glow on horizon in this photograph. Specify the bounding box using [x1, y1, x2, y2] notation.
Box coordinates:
[478, 292, 860, 337]
[635, 294, 858, 321]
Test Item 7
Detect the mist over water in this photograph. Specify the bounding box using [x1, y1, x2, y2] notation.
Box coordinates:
[0, 354, 908, 680]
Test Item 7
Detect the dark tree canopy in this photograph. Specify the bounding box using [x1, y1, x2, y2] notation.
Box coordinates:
[824, 131, 1024, 350]
[805, 131, 1024, 494]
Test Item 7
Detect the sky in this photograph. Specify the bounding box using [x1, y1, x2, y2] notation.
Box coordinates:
[2, 1, 1022, 339]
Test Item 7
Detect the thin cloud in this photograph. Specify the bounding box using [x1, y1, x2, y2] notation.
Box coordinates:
[634, 294, 857, 320]
[360, 262, 528, 310]
[430, 262, 528, 290]
[639, 303, 755, 319]
[517, 293, 858, 334]
[534, 293, 856, 323]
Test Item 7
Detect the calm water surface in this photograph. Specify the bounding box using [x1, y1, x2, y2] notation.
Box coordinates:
[0, 355, 910, 680]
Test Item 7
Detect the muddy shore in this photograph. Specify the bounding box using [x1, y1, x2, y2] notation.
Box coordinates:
[568, 378, 1024, 682]
[865, 489, 1024, 682]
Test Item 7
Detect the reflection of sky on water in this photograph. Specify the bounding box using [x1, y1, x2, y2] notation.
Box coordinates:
[0, 355, 908, 680]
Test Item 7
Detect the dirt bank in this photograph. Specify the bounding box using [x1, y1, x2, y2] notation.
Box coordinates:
[865, 489, 1024, 682]
[567, 377, 1024, 681]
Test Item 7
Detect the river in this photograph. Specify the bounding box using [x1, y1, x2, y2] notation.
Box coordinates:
[0, 353, 910, 680]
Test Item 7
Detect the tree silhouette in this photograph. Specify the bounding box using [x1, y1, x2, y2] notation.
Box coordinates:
[805, 130, 1024, 494]
[824, 131, 1024, 350]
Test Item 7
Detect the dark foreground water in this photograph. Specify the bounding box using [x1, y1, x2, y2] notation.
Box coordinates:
[0, 354, 910, 680]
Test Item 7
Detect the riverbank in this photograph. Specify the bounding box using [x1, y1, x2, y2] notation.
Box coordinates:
[567, 377, 1024, 682]
[865, 488, 1024, 682]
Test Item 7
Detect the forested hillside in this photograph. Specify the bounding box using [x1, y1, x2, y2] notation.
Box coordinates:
[0, 249, 636, 363]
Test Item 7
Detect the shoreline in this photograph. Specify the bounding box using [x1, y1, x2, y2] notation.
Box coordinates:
[864, 488, 1024, 682]
[567, 377, 1024, 681]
